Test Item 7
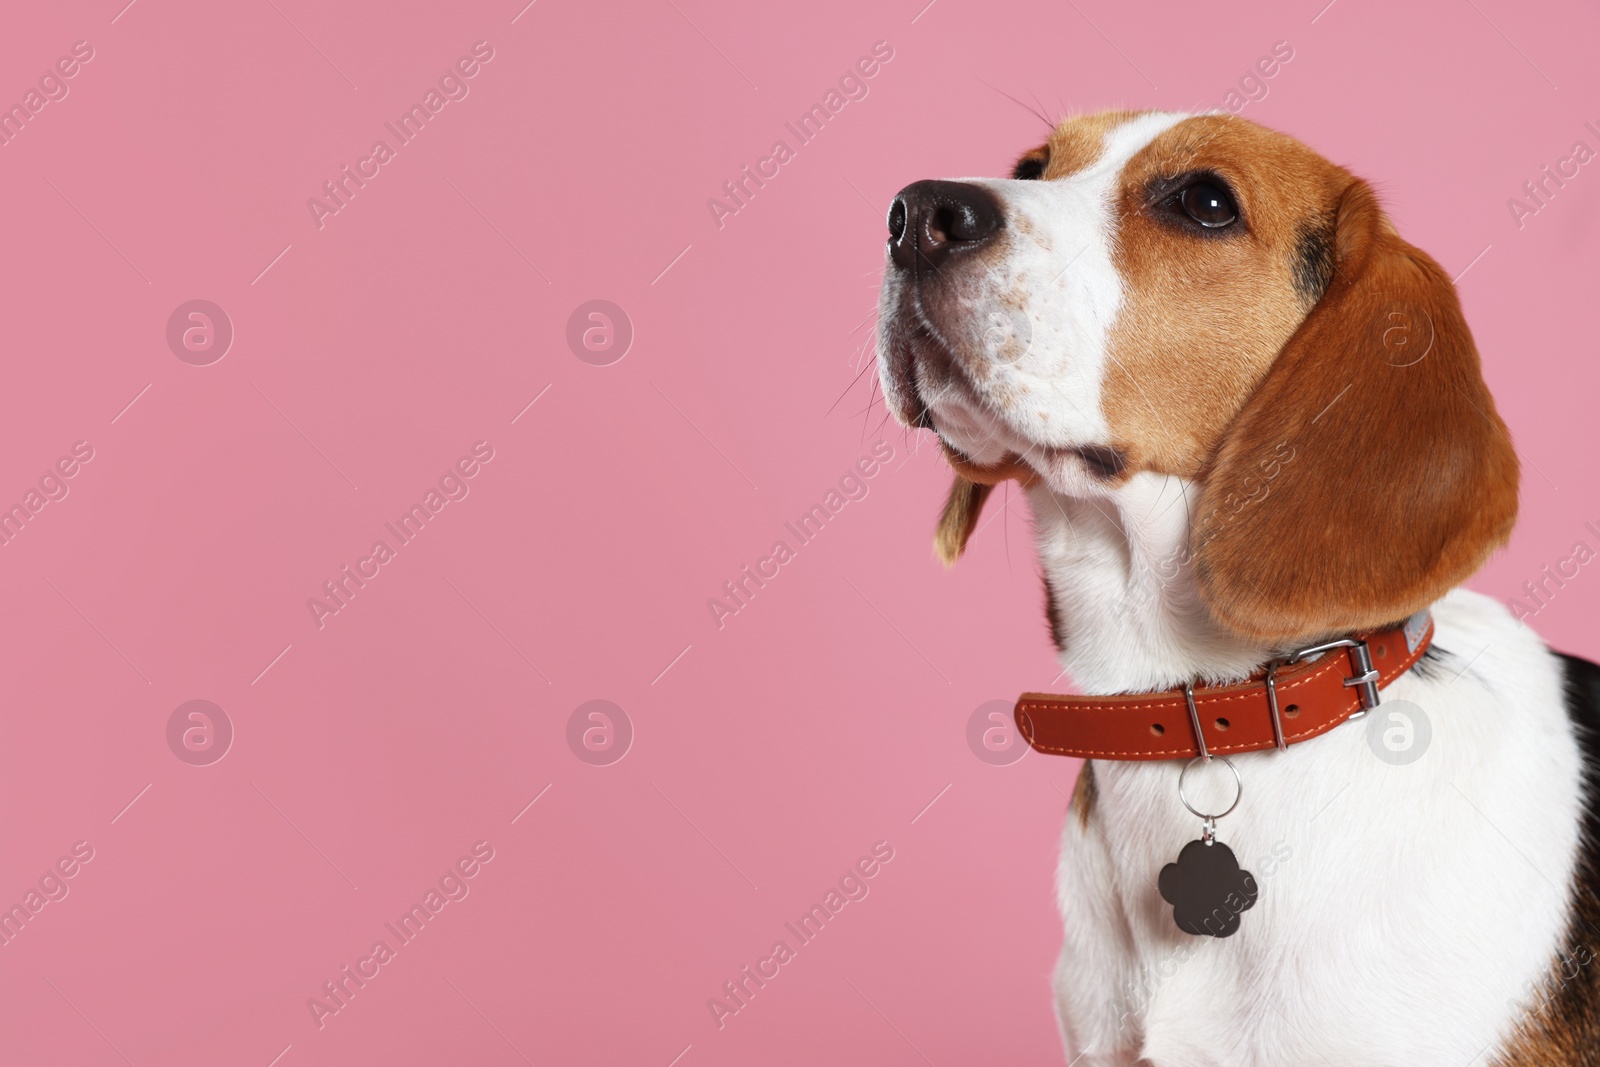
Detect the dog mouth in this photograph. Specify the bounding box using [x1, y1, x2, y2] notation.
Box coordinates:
[894, 326, 1126, 483]
[900, 324, 955, 431]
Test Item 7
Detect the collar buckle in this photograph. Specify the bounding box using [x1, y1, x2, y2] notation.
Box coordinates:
[1241, 634, 1384, 756]
[1262, 636, 1382, 752]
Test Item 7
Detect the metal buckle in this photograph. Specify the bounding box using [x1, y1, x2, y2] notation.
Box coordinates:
[1280, 636, 1382, 721]
[1212, 634, 1383, 760]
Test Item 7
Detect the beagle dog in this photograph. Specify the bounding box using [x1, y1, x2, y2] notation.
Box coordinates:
[874, 110, 1600, 1064]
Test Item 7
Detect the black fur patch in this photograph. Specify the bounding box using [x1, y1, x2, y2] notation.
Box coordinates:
[1011, 156, 1049, 181]
[1558, 656, 1600, 892]
[1409, 643, 1450, 683]
[1042, 575, 1068, 651]
[1291, 221, 1335, 306]
[1500, 652, 1600, 1061]
[1552, 653, 1600, 1029]
[1012, 152, 1046, 181]
[1075, 445, 1127, 480]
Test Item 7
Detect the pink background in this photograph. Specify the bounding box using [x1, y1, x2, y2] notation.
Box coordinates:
[1, 0, 1597, 1063]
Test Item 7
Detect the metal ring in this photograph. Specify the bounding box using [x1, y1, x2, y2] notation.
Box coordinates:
[1178, 755, 1242, 822]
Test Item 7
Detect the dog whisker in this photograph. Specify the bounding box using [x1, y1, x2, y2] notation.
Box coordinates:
[976, 75, 1055, 129]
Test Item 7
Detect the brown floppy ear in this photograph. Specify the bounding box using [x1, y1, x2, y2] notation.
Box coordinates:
[932, 446, 1036, 567]
[935, 478, 992, 567]
[1194, 180, 1519, 641]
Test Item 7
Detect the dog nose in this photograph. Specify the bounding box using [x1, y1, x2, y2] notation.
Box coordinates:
[887, 180, 1003, 272]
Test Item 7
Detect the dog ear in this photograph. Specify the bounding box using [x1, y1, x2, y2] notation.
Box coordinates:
[1193, 180, 1519, 641]
[935, 478, 992, 566]
[932, 446, 1035, 567]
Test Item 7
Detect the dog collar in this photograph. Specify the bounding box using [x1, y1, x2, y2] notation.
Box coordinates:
[1014, 611, 1433, 761]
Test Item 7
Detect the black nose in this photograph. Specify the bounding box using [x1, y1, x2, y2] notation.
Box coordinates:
[887, 180, 1003, 272]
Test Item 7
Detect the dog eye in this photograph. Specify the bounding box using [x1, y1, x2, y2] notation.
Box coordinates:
[1180, 182, 1237, 228]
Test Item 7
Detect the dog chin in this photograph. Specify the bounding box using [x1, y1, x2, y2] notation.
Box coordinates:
[889, 335, 1040, 469]
[929, 402, 1126, 492]
[882, 310, 1115, 490]
[921, 402, 1011, 464]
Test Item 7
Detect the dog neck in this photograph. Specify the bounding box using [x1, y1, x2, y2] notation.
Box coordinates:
[1025, 471, 1288, 695]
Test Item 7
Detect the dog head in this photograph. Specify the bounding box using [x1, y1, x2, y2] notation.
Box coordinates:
[875, 110, 1518, 642]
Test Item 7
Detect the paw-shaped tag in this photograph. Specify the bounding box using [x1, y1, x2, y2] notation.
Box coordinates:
[1158, 839, 1258, 938]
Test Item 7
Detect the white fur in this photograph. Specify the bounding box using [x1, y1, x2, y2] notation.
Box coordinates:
[1038, 472, 1582, 1065]
[876, 113, 1586, 1064]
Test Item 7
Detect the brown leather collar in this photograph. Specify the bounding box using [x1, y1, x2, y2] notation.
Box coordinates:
[1014, 612, 1433, 761]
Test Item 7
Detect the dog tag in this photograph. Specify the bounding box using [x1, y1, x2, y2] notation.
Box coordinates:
[1158, 834, 1258, 938]
[1163, 755, 1256, 937]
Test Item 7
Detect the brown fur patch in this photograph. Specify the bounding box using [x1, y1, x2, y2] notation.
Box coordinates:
[1100, 115, 1354, 478]
[1493, 889, 1600, 1065]
[1040, 109, 1148, 180]
[1070, 762, 1096, 828]
[933, 446, 1036, 564]
[934, 478, 992, 567]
